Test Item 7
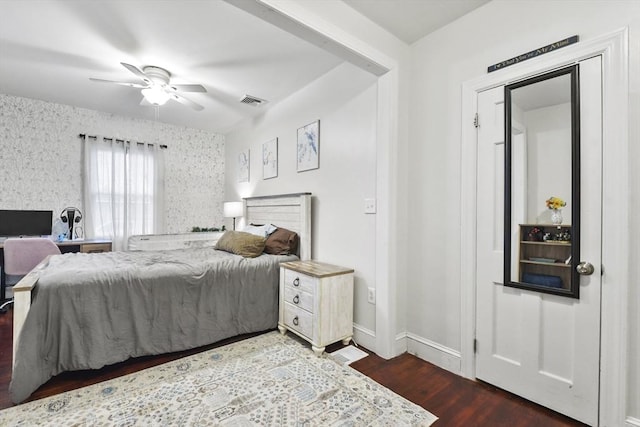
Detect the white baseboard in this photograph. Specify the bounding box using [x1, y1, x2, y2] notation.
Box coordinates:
[395, 332, 408, 357]
[356, 327, 462, 372]
[626, 416, 640, 427]
[405, 332, 462, 375]
[352, 323, 376, 352]
[350, 325, 413, 359]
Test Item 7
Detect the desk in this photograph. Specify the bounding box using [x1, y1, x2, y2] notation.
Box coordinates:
[0, 239, 112, 300]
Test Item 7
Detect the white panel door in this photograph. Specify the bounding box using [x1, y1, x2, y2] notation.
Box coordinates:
[475, 56, 602, 425]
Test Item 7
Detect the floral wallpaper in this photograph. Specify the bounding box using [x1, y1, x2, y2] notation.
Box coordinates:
[0, 94, 225, 236]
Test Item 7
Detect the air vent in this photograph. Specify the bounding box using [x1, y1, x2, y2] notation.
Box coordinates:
[240, 94, 267, 107]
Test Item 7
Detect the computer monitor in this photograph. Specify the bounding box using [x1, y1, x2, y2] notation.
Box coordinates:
[0, 210, 53, 237]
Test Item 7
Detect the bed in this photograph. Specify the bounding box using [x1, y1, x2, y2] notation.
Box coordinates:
[9, 193, 311, 403]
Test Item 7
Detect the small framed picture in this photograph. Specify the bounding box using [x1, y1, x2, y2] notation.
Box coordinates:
[262, 138, 278, 180]
[297, 120, 320, 172]
[238, 149, 250, 183]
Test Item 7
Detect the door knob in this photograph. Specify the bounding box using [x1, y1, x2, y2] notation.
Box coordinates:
[576, 262, 595, 275]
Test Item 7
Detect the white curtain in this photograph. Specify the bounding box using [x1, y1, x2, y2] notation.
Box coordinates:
[83, 135, 165, 251]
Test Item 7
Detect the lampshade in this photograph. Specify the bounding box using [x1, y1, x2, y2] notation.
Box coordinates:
[141, 86, 171, 106]
[223, 201, 243, 218]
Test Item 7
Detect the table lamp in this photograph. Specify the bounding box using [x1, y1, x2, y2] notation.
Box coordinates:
[223, 202, 243, 230]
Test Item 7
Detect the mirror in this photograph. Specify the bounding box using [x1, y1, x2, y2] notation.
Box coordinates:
[504, 65, 581, 298]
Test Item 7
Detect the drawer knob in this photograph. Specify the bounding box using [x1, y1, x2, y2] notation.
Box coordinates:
[293, 295, 300, 304]
[293, 277, 300, 287]
[292, 316, 299, 326]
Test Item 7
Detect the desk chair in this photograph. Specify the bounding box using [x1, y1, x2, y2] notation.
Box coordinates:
[0, 238, 61, 313]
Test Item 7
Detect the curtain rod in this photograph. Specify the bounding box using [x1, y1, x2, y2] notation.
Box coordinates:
[78, 134, 167, 149]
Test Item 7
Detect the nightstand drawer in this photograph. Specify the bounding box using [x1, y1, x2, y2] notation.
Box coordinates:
[283, 302, 313, 338]
[283, 286, 314, 313]
[80, 243, 112, 253]
[283, 269, 316, 295]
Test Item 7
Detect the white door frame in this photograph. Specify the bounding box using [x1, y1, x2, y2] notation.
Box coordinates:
[460, 29, 629, 426]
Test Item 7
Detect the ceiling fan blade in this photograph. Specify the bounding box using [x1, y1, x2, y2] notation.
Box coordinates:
[120, 62, 150, 82]
[89, 78, 147, 88]
[170, 84, 207, 93]
[170, 93, 204, 111]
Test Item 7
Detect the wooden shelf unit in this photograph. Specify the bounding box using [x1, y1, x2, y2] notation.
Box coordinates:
[518, 224, 572, 290]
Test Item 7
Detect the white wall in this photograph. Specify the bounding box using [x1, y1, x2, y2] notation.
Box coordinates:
[408, 0, 639, 421]
[251, 0, 412, 357]
[0, 94, 225, 235]
[224, 63, 379, 335]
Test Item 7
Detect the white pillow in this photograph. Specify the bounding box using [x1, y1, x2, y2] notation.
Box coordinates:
[242, 223, 277, 238]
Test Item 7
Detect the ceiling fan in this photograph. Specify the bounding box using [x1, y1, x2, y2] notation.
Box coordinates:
[90, 62, 207, 111]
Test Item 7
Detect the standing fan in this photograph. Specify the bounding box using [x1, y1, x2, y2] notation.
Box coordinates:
[90, 62, 207, 111]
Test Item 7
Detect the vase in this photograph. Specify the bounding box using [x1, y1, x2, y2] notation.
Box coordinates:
[551, 209, 563, 225]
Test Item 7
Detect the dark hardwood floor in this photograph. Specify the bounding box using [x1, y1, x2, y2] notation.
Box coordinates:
[0, 310, 586, 426]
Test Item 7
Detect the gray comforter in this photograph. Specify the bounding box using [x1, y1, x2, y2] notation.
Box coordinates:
[9, 248, 297, 403]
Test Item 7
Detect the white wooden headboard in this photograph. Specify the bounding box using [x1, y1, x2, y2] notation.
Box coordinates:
[244, 193, 311, 260]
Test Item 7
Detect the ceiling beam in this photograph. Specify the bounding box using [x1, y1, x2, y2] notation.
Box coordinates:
[225, 0, 390, 76]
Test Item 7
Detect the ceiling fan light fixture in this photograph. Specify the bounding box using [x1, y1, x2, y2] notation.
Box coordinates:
[91, 63, 205, 110]
[142, 86, 170, 106]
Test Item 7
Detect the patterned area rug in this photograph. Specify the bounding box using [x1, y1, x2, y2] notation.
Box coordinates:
[1, 331, 437, 426]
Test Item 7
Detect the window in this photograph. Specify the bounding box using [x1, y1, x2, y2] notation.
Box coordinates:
[83, 136, 165, 251]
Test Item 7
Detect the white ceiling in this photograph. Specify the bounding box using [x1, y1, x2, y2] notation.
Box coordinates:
[343, 0, 490, 44]
[0, 0, 342, 134]
[0, 0, 489, 134]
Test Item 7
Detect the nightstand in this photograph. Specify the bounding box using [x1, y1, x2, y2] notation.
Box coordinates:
[278, 260, 354, 355]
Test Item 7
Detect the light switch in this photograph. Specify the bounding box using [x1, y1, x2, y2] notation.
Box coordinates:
[364, 198, 376, 214]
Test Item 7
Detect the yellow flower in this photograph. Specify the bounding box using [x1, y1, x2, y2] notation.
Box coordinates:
[545, 196, 566, 210]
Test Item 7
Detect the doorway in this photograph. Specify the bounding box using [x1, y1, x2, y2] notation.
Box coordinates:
[459, 29, 629, 426]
